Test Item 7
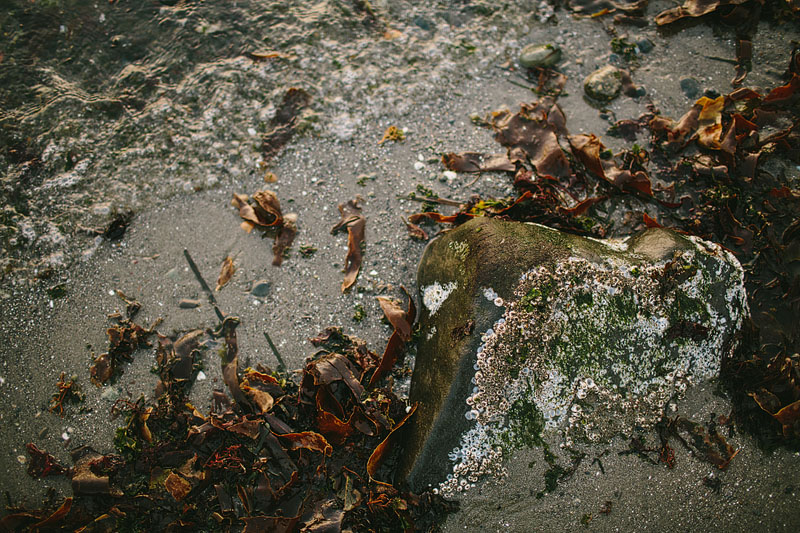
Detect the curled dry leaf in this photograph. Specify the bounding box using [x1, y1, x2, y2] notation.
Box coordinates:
[366, 404, 418, 484]
[655, 0, 751, 26]
[215, 256, 235, 291]
[403, 216, 428, 240]
[26, 443, 67, 478]
[262, 87, 311, 161]
[165, 471, 192, 501]
[569, 134, 653, 196]
[276, 431, 333, 456]
[273, 213, 297, 267]
[442, 152, 516, 173]
[369, 287, 417, 389]
[331, 197, 366, 292]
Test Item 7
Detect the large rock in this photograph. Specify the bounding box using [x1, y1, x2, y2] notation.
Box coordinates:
[400, 217, 747, 495]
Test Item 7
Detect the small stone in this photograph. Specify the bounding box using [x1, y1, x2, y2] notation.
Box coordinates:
[251, 280, 271, 297]
[519, 44, 562, 69]
[680, 77, 702, 99]
[17, 455, 26, 465]
[584, 65, 623, 102]
[414, 161, 426, 171]
[636, 38, 654, 54]
[196, 371, 207, 381]
[178, 298, 202, 309]
[412, 16, 435, 32]
[100, 386, 120, 402]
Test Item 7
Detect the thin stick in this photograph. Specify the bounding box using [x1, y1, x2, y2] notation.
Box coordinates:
[183, 249, 225, 322]
[398, 195, 464, 207]
[263, 331, 286, 374]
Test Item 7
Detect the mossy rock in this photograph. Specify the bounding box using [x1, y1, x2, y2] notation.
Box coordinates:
[400, 218, 747, 494]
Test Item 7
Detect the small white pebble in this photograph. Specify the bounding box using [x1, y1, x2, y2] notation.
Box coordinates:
[196, 371, 207, 381]
[414, 161, 425, 171]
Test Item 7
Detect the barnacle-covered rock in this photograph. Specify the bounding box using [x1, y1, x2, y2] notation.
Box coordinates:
[400, 217, 747, 496]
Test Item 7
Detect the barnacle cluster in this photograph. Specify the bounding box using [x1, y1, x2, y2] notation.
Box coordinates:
[422, 281, 457, 316]
[437, 242, 746, 498]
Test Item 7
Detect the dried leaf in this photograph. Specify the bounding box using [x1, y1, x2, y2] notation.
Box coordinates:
[31, 498, 72, 529]
[696, 96, 725, 149]
[403, 217, 429, 240]
[331, 198, 366, 292]
[773, 400, 800, 438]
[215, 256, 235, 291]
[26, 443, 67, 478]
[369, 287, 417, 389]
[376, 296, 412, 341]
[764, 74, 800, 105]
[442, 152, 516, 173]
[241, 383, 274, 414]
[367, 404, 417, 484]
[273, 212, 297, 266]
[164, 471, 192, 501]
[558, 196, 607, 217]
[655, 0, 751, 26]
[276, 431, 333, 456]
[491, 101, 572, 179]
[307, 353, 364, 400]
[674, 417, 738, 469]
[569, 134, 653, 196]
[378, 125, 405, 145]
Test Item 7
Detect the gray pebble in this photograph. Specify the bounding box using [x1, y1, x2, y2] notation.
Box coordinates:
[636, 38, 654, 54]
[178, 298, 202, 309]
[584, 65, 623, 102]
[251, 280, 271, 297]
[519, 44, 562, 69]
[680, 77, 702, 99]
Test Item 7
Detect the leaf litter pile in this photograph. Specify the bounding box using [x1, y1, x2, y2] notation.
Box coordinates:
[5, 283, 457, 531]
[6, 10, 800, 533]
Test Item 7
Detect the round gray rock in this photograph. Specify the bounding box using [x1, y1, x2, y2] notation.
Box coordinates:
[519, 44, 562, 69]
[584, 65, 623, 102]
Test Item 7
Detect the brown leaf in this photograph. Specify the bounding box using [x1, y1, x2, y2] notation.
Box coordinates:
[369, 287, 417, 389]
[749, 388, 781, 415]
[26, 443, 67, 478]
[655, 0, 751, 26]
[558, 196, 608, 217]
[376, 297, 412, 341]
[228, 418, 265, 439]
[308, 353, 364, 400]
[442, 152, 516, 173]
[674, 417, 738, 469]
[403, 217, 428, 240]
[273, 212, 297, 266]
[241, 383, 274, 414]
[408, 211, 467, 225]
[773, 400, 800, 438]
[31, 498, 72, 529]
[276, 431, 333, 456]
[643, 213, 663, 228]
[331, 198, 366, 292]
[568, 134, 653, 196]
[764, 73, 800, 105]
[491, 100, 572, 179]
[231, 190, 284, 231]
[367, 404, 417, 484]
[215, 256, 235, 291]
[696, 96, 725, 149]
[219, 317, 250, 410]
[164, 471, 192, 501]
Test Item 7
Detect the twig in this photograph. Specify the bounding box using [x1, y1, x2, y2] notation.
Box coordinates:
[398, 195, 464, 207]
[263, 331, 287, 374]
[183, 249, 225, 322]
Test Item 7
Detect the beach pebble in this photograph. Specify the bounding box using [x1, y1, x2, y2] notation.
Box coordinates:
[680, 77, 702, 99]
[584, 65, 623, 102]
[178, 298, 202, 309]
[251, 280, 271, 297]
[519, 44, 562, 69]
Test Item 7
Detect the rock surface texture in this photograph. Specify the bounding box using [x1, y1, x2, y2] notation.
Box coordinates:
[401, 218, 747, 496]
